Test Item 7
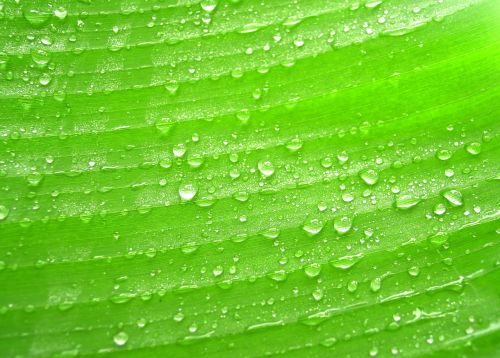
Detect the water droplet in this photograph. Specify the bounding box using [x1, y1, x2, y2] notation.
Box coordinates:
[179, 184, 197, 201]
[268, 270, 287, 282]
[26, 172, 44, 187]
[320, 156, 333, 168]
[53, 7, 68, 20]
[318, 336, 337, 348]
[342, 193, 354, 203]
[347, 280, 358, 292]
[31, 49, 51, 66]
[408, 266, 420, 277]
[258, 159, 275, 177]
[312, 288, 324, 301]
[0, 206, 9, 221]
[331, 254, 362, 270]
[442, 189, 463, 207]
[395, 195, 420, 209]
[369, 346, 379, 357]
[200, 0, 217, 12]
[465, 142, 481, 155]
[304, 263, 321, 278]
[113, 331, 129, 346]
[302, 218, 324, 236]
[213, 265, 223, 277]
[285, 138, 302, 152]
[436, 149, 452, 161]
[337, 151, 349, 164]
[173, 143, 186, 158]
[174, 312, 185, 322]
[187, 155, 204, 169]
[165, 80, 179, 95]
[261, 227, 280, 239]
[39, 73, 52, 86]
[333, 216, 352, 234]
[433, 203, 446, 216]
[359, 169, 378, 185]
[370, 277, 382, 292]
[23, 8, 51, 27]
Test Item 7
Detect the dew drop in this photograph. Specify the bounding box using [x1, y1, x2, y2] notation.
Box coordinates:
[304, 263, 321, 278]
[436, 149, 452, 161]
[200, 0, 217, 12]
[0, 206, 9, 221]
[23, 8, 51, 27]
[268, 270, 287, 282]
[442, 189, 463, 207]
[359, 169, 378, 185]
[395, 195, 420, 209]
[347, 280, 358, 292]
[258, 159, 275, 177]
[285, 138, 303, 152]
[302, 218, 324, 236]
[433, 203, 446, 216]
[370, 277, 382, 292]
[113, 331, 129, 346]
[179, 184, 197, 201]
[312, 288, 324, 301]
[408, 266, 420, 277]
[465, 142, 481, 156]
[333, 216, 352, 234]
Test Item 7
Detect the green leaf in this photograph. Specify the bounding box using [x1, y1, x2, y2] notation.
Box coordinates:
[0, 0, 499, 357]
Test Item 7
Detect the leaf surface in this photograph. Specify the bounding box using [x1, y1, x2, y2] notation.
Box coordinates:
[0, 0, 499, 357]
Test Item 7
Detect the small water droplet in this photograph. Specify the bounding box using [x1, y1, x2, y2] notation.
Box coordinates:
[304, 263, 321, 278]
[179, 184, 197, 201]
[395, 195, 420, 209]
[347, 280, 358, 292]
[433, 203, 446, 216]
[285, 138, 303, 152]
[258, 159, 275, 177]
[465, 142, 481, 155]
[312, 288, 324, 301]
[333, 216, 352, 234]
[113, 331, 129, 346]
[436, 149, 452, 161]
[174, 312, 185, 322]
[370, 277, 382, 292]
[408, 266, 420, 277]
[0, 206, 9, 221]
[442, 189, 463, 207]
[302, 218, 324, 236]
[268, 270, 287, 282]
[213, 265, 223, 277]
[359, 169, 378, 185]
[200, 0, 218, 12]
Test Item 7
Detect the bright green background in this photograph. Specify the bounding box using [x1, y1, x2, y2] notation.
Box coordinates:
[0, 0, 499, 356]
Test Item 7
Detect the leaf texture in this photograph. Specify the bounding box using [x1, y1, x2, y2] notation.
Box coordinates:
[0, 0, 499, 357]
